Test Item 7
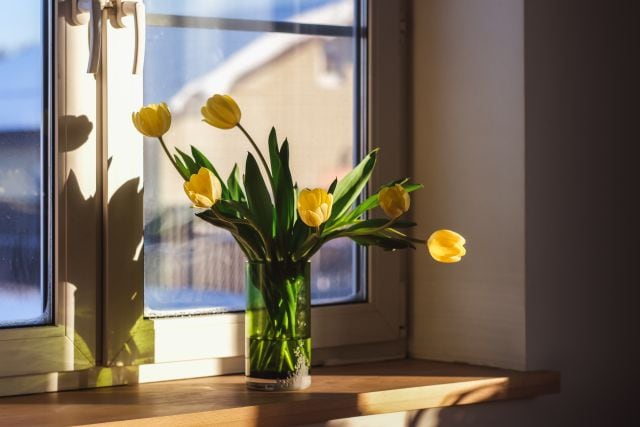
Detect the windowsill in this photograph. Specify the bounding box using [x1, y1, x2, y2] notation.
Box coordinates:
[0, 359, 560, 426]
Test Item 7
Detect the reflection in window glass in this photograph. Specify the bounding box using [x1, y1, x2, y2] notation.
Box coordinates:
[0, 0, 50, 327]
[143, 0, 363, 316]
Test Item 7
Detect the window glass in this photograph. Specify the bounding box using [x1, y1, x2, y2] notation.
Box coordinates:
[0, 0, 50, 327]
[146, 0, 353, 25]
[143, 0, 363, 316]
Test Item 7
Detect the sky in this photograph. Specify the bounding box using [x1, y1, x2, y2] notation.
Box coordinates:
[0, 0, 41, 52]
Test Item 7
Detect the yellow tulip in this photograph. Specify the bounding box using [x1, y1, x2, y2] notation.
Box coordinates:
[183, 167, 222, 208]
[378, 184, 410, 219]
[427, 229, 467, 263]
[297, 188, 333, 228]
[201, 94, 242, 129]
[131, 102, 171, 137]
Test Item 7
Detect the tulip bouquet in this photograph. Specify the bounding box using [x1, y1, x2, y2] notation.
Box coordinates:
[133, 94, 466, 390]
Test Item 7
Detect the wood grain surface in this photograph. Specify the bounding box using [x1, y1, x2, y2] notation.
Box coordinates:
[0, 359, 560, 426]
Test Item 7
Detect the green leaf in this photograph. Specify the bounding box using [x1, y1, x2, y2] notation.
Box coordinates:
[175, 147, 199, 175]
[402, 183, 423, 193]
[346, 218, 416, 233]
[173, 154, 191, 181]
[227, 163, 244, 201]
[218, 200, 260, 228]
[244, 152, 275, 243]
[329, 149, 378, 224]
[190, 145, 229, 197]
[196, 209, 263, 260]
[290, 218, 311, 256]
[275, 138, 295, 237]
[350, 234, 416, 251]
[268, 127, 281, 187]
[344, 193, 379, 222]
[213, 203, 267, 256]
[328, 177, 338, 195]
[292, 231, 320, 261]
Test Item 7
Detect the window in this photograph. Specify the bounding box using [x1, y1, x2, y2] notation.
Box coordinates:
[0, 0, 51, 328]
[0, 0, 99, 384]
[0, 0, 409, 396]
[142, 0, 366, 316]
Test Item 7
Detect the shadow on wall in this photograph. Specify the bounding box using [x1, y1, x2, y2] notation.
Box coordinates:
[56, 112, 150, 387]
[58, 115, 99, 369]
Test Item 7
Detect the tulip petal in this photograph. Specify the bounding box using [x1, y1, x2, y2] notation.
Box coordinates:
[132, 103, 172, 137]
[201, 94, 241, 129]
[427, 229, 467, 263]
[379, 184, 410, 219]
[297, 188, 333, 227]
[183, 167, 222, 208]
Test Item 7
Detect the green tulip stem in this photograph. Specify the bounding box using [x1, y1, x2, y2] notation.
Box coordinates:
[158, 136, 189, 180]
[237, 123, 276, 192]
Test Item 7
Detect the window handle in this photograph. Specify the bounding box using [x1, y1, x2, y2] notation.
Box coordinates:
[71, 0, 109, 74]
[70, 0, 146, 75]
[113, 0, 146, 75]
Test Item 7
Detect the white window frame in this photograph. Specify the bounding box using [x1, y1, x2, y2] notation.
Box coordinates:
[0, 0, 410, 396]
[0, 0, 99, 394]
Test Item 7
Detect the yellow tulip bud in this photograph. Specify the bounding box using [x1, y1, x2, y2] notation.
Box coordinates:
[183, 167, 223, 208]
[297, 188, 333, 228]
[378, 184, 410, 219]
[131, 102, 171, 137]
[427, 229, 467, 263]
[201, 94, 242, 129]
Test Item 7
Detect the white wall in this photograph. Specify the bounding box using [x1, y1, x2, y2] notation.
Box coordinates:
[409, 0, 527, 370]
[408, 0, 635, 426]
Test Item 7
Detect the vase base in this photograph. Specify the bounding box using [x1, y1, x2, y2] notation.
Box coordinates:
[246, 374, 311, 391]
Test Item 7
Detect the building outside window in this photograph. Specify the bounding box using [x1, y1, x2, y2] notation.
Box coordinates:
[0, 0, 408, 396]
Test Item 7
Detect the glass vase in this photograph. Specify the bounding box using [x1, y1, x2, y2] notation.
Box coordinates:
[245, 261, 311, 391]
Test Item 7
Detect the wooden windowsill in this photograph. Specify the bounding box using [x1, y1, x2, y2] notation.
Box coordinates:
[0, 359, 560, 426]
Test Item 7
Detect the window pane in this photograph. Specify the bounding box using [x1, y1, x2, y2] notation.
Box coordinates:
[0, 0, 50, 327]
[146, 0, 353, 25]
[143, 0, 363, 316]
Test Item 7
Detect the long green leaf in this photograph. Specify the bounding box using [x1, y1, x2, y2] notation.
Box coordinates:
[244, 152, 274, 244]
[402, 183, 423, 193]
[175, 147, 199, 175]
[196, 210, 263, 260]
[267, 127, 281, 188]
[216, 199, 268, 249]
[345, 218, 416, 233]
[290, 218, 311, 255]
[275, 138, 295, 236]
[191, 145, 229, 197]
[292, 231, 320, 261]
[350, 234, 416, 251]
[173, 154, 191, 181]
[343, 193, 378, 223]
[328, 177, 338, 195]
[227, 163, 244, 201]
[329, 149, 378, 224]
[218, 199, 264, 235]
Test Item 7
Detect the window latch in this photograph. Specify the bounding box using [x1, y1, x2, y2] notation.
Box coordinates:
[112, 0, 146, 74]
[69, 0, 146, 75]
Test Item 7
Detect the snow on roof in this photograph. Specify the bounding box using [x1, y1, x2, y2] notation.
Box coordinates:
[168, 1, 352, 115]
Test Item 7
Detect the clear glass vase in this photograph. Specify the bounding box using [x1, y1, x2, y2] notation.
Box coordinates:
[245, 261, 311, 391]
